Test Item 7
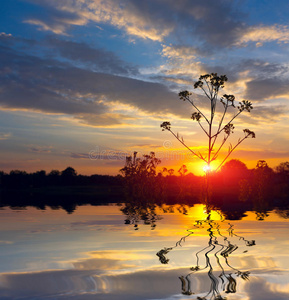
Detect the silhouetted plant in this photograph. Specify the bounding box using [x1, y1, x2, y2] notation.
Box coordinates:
[120, 151, 163, 201]
[161, 73, 255, 203]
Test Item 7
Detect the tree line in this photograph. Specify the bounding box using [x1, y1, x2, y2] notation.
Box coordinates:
[0, 167, 122, 189]
[1, 159, 289, 204]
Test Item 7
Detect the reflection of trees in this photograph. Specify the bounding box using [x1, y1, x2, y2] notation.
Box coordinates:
[121, 202, 190, 229]
[157, 212, 256, 300]
[121, 201, 159, 230]
[275, 208, 289, 219]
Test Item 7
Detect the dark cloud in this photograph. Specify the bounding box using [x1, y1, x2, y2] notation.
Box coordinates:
[45, 38, 139, 75]
[70, 152, 90, 159]
[110, 0, 247, 48]
[195, 59, 289, 85]
[238, 59, 287, 75]
[173, 0, 247, 47]
[0, 34, 138, 76]
[0, 46, 108, 115]
[29, 146, 52, 153]
[75, 113, 136, 127]
[120, 0, 247, 48]
[236, 104, 287, 125]
[0, 45, 189, 126]
[251, 105, 287, 121]
[245, 78, 289, 101]
[129, 143, 160, 149]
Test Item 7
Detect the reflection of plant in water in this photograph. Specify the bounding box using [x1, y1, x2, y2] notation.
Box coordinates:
[157, 214, 256, 300]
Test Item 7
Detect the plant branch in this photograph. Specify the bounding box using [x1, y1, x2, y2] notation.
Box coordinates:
[211, 134, 230, 161]
[212, 110, 242, 138]
[215, 132, 253, 172]
[186, 97, 210, 125]
[198, 121, 210, 137]
[168, 129, 205, 162]
[210, 101, 228, 152]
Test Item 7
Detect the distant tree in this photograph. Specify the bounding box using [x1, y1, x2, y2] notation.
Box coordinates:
[221, 159, 248, 172]
[274, 161, 289, 201]
[276, 161, 289, 176]
[48, 169, 61, 186]
[253, 160, 274, 220]
[8, 170, 29, 188]
[178, 165, 188, 176]
[0, 171, 5, 187]
[61, 167, 77, 185]
[49, 169, 61, 176]
[168, 168, 174, 176]
[161, 73, 255, 203]
[32, 170, 46, 187]
[220, 159, 249, 183]
[217, 159, 251, 202]
[61, 167, 77, 177]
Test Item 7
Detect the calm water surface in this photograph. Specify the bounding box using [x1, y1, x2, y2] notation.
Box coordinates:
[0, 204, 289, 299]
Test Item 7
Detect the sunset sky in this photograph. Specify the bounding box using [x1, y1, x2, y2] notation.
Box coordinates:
[1, 0, 289, 176]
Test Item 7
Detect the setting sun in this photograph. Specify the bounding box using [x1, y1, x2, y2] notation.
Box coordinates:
[203, 165, 211, 173]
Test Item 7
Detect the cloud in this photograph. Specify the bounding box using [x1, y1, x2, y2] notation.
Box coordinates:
[29, 145, 53, 153]
[245, 78, 289, 101]
[23, 0, 174, 40]
[237, 59, 288, 78]
[251, 105, 288, 121]
[0, 34, 138, 76]
[21, 0, 289, 55]
[237, 25, 289, 47]
[0, 132, 11, 140]
[20, 0, 247, 48]
[70, 152, 90, 159]
[75, 113, 137, 127]
[0, 32, 12, 37]
[45, 38, 139, 75]
[128, 143, 160, 149]
[24, 1, 87, 35]
[235, 149, 289, 161]
[0, 45, 190, 127]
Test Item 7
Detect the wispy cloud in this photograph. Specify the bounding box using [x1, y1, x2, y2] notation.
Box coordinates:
[237, 25, 289, 47]
[0, 132, 11, 140]
[28, 145, 53, 153]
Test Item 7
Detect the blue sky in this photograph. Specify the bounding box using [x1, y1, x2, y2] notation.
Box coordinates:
[1, 0, 289, 175]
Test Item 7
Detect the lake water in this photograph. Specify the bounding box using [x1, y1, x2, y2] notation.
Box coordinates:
[0, 203, 289, 300]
